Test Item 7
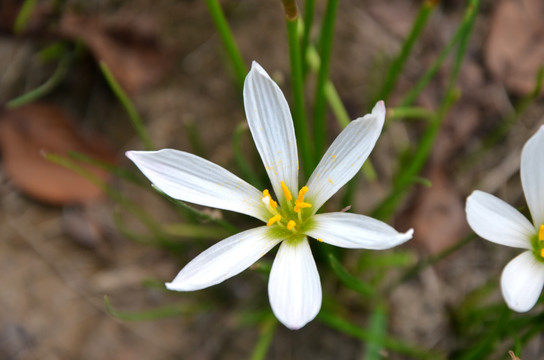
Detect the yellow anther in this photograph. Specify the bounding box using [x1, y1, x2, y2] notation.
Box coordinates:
[269, 199, 278, 208]
[297, 186, 309, 202]
[294, 201, 312, 212]
[262, 189, 278, 208]
[287, 220, 296, 231]
[267, 214, 282, 226]
[262, 189, 270, 198]
[280, 181, 293, 201]
[541, 248, 544, 258]
[317, 238, 323, 242]
[539, 225, 544, 241]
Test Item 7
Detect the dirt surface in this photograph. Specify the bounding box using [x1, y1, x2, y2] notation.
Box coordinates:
[1, 0, 543, 359]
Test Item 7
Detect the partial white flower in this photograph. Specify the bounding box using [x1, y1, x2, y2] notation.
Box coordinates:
[126, 61, 413, 329]
[466, 125, 544, 312]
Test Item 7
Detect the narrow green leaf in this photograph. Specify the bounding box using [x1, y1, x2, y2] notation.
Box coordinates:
[328, 253, 374, 297]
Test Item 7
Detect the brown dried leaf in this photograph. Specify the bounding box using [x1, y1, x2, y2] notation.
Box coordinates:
[404, 168, 466, 254]
[58, 13, 168, 94]
[0, 103, 116, 205]
[485, 0, 544, 95]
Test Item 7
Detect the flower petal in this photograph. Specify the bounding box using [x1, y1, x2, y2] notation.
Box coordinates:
[306, 212, 413, 249]
[306, 101, 385, 212]
[166, 226, 281, 291]
[501, 251, 544, 312]
[521, 125, 544, 228]
[243, 62, 298, 203]
[126, 149, 268, 222]
[268, 238, 321, 329]
[466, 190, 534, 249]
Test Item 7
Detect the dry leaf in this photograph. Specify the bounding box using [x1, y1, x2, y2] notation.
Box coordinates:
[58, 13, 168, 94]
[0, 103, 116, 205]
[485, 0, 544, 95]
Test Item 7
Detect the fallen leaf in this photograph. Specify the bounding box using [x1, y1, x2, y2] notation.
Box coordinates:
[485, 0, 544, 95]
[0, 103, 116, 205]
[58, 13, 169, 94]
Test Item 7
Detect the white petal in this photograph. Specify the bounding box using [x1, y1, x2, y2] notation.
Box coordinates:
[306, 101, 385, 212]
[166, 227, 281, 291]
[126, 149, 267, 222]
[268, 238, 322, 330]
[466, 190, 533, 249]
[501, 251, 544, 312]
[521, 125, 544, 228]
[243, 62, 298, 203]
[306, 212, 413, 249]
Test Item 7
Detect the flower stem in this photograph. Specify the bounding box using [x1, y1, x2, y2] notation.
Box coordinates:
[313, 0, 338, 160]
[204, 0, 247, 90]
[283, 1, 314, 179]
[99, 61, 154, 150]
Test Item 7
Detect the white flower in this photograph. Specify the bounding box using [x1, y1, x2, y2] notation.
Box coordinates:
[126, 62, 413, 329]
[466, 125, 544, 313]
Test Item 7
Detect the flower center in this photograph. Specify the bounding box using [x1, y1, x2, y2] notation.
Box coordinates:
[261, 181, 313, 237]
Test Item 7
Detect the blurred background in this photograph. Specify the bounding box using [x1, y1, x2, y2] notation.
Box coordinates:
[0, 0, 543, 359]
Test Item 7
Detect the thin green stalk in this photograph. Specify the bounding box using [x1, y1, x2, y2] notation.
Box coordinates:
[250, 315, 277, 360]
[44, 152, 174, 247]
[318, 311, 444, 359]
[284, 3, 314, 178]
[328, 253, 374, 297]
[399, 1, 475, 107]
[372, 0, 479, 221]
[363, 304, 388, 360]
[300, 0, 315, 76]
[6, 53, 71, 109]
[104, 296, 208, 321]
[204, 0, 247, 90]
[13, 0, 38, 33]
[305, 43, 376, 182]
[313, 0, 338, 160]
[387, 234, 475, 293]
[376, 0, 437, 103]
[99, 62, 153, 150]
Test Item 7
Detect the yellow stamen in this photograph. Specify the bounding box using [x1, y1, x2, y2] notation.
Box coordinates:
[541, 248, 544, 258]
[294, 201, 312, 212]
[287, 220, 296, 231]
[280, 181, 293, 201]
[317, 238, 323, 242]
[262, 189, 278, 208]
[539, 225, 544, 241]
[262, 189, 270, 198]
[267, 214, 282, 226]
[297, 186, 309, 203]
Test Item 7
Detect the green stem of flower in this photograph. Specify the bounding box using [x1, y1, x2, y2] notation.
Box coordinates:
[375, 0, 437, 104]
[285, 10, 314, 179]
[300, 0, 315, 76]
[313, 0, 338, 160]
[6, 52, 71, 109]
[204, 0, 247, 91]
[99, 62, 154, 150]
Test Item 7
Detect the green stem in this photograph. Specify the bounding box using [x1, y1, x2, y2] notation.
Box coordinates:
[375, 0, 436, 103]
[313, 0, 338, 160]
[318, 311, 444, 359]
[250, 315, 277, 360]
[6, 53, 71, 109]
[204, 0, 247, 90]
[300, 0, 315, 76]
[13, 0, 38, 34]
[387, 106, 435, 120]
[99, 62, 153, 150]
[285, 13, 314, 178]
[372, 0, 479, 221]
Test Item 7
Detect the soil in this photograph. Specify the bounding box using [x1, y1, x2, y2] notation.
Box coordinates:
[1, 0, 543, 359]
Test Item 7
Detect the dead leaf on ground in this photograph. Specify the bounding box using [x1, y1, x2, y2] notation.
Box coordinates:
[401, 168, 467, 254]
[58, 13, 169, 94]
[485, 0, 544, 95]
[0, 103, 116, 205]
